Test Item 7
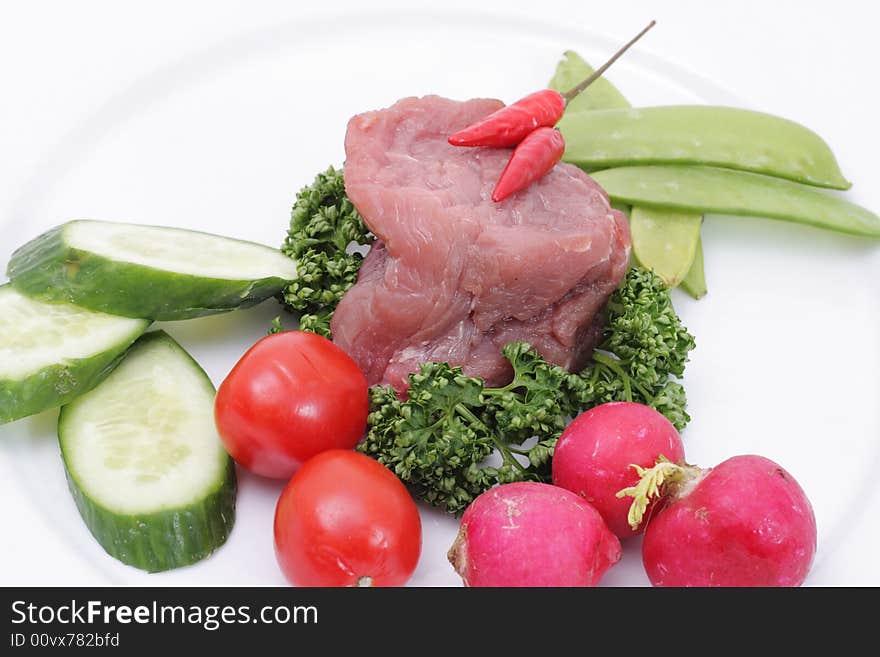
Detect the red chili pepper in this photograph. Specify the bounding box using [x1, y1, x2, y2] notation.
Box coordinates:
[448, 90, 566, 148]
[449, 20, 656, 150]
[491, 127, 566, 202]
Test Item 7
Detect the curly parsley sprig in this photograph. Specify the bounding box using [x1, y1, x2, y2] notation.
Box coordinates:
[578, 265, 696, 430]
[360, 344, 585, 514]
[277, 166, 372, 337]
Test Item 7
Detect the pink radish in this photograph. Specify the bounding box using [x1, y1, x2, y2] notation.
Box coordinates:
[448, 482, 621, 587]
[552, 401, 685, 539]
[620, 454, 817, 587]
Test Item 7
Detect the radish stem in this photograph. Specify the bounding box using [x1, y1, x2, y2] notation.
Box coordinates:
[616, 456, 700, 530]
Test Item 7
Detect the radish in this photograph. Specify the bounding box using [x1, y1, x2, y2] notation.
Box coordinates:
[447, 482, 621, 587]
[552, 401, 685, 539]
[619, 454, 817, 587]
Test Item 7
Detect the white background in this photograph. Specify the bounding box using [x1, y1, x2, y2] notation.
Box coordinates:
[1, 0, 878, 586]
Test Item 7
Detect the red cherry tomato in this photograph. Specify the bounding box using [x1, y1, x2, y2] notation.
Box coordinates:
[214, 331, 368, 479]
[274, 450, 422, 587]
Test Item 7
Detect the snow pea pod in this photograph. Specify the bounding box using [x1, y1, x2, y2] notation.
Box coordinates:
[591, 165, 880, 237]
[630, 207, 702, 287]
[548, 50, 631, 112]
[559, 106, 851, 189]
[679, 236, 707, 299]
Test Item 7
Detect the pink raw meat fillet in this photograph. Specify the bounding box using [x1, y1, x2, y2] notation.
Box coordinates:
[331, 95, 631, 391]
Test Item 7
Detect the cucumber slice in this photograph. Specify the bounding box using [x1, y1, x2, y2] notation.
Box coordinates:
[58, 331, 235, 572]
[8, 220, 299, 320]
[0, 285, 148, 424]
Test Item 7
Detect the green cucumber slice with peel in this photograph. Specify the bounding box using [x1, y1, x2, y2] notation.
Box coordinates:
[0, 285, 149, 424]
[8, 220, 299, 320]
[58, 330, 235, 572]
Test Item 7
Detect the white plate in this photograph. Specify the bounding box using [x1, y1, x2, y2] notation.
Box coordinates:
[1, 9, 879, 586]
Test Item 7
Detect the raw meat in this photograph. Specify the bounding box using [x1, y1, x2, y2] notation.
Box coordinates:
[331, 96, 630, 390]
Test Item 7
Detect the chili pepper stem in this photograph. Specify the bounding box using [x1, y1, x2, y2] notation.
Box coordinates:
[561, 20, 656, 104]
[449, 20, 655, 149]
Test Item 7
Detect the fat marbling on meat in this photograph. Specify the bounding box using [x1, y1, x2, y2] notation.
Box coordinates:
[331, 95, 631, 391]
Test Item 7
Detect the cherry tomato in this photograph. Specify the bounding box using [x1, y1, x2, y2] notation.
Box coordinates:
[274, 450, 422, 587]
[214, 331, 368, 479]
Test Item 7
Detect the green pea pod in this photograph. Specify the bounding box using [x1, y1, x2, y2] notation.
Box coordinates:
[548, 50, 631, 112]
[559, 106, 851, 190]
[630, 207, 702, 287]
[679, 236, 707, 299]
[591, 165, 880, 237]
